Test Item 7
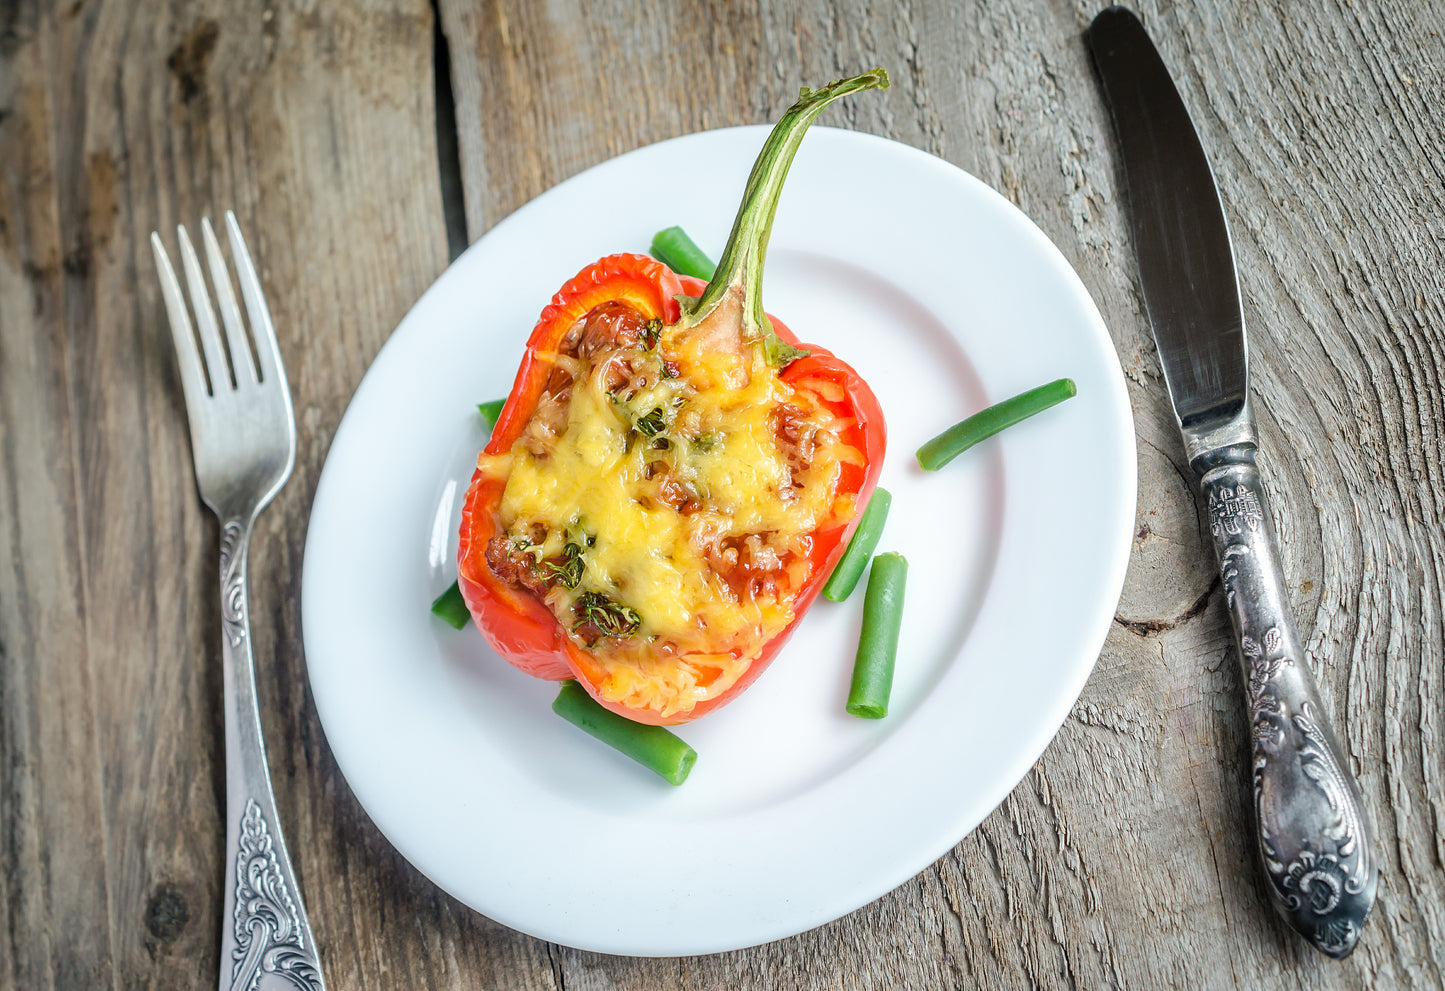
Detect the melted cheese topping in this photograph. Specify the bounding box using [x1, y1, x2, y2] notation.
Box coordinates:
[483, 309, 848, 717]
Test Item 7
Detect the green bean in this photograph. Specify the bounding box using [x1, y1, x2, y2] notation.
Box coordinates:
[430, 581, 470, 630]
[552, 680, 698, 785]
[846, 552, 908, 719]
[477, 399, 505, 430]
[650, 226, 717, 281]
[916, 378, 1077, 471]
[823, 487, 893, 602]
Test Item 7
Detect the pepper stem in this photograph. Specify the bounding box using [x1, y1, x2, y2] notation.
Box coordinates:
[683, 68, 889, 365]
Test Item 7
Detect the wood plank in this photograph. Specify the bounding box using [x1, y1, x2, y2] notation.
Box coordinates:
[435, 0, 1445, 987]
[106, 0, 466, 984]
[0, 5, 117, 987]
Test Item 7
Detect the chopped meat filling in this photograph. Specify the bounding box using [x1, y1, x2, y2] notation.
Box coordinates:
[484, 536, 549, 598]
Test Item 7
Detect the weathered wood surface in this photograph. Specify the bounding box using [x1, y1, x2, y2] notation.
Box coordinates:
[2, 0, 1442, 987]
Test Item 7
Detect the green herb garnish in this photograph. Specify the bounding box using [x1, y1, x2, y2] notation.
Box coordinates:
[635, 406, 667, 437]
[542, 542, 585, 589]
[574, 592, 642, 640]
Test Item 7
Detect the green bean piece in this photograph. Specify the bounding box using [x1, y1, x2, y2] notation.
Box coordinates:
[477, 399, 505, 430]
[846, 552, 908, 719]
[916, 378, 1077, 471]
[823, 487, 893, 602]
[430, 581, 470, 630]
[650, 226, 717, 281]
[552, 680, 698, 785]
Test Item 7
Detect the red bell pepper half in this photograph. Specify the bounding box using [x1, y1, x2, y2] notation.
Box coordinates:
[457, 69, 889, 724]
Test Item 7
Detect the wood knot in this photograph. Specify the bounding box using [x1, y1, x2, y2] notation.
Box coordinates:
[167, 19, 219, 103]
[62, 243, 90, 278]
[144, 883, 190, 943]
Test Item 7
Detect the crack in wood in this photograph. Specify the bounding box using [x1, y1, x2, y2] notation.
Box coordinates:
[430, 0, 468, 262]
[1114, 575, 1220, 637]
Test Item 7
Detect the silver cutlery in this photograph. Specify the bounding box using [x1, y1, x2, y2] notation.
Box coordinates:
[151, 213, 327, 991]
[1086, 6, 1377, 957]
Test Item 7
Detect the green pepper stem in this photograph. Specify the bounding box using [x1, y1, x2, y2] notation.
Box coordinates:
[684, 69, 889, 363]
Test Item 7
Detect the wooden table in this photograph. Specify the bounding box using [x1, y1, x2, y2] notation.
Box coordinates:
[4, 1, 1442, 987]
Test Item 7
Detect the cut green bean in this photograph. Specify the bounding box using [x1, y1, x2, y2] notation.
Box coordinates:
[650, 226, 717, 281]
[477, 399, 505, 430]
[916, 378, 1077, 471]
[846, 552, 908, 719]
[823, 487, 893, 602]
[430, 581, 470, 630]
[552, 680, 698, 785]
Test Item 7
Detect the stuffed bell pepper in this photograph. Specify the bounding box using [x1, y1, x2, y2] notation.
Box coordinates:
[457, 70, 889, 724]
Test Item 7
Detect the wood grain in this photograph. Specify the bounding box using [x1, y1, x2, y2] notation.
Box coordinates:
[2, 0, 1442, 987]
[0, 8, 116, 988]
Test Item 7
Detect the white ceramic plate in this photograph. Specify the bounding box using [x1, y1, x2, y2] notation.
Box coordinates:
[302, 126, 1135, 956]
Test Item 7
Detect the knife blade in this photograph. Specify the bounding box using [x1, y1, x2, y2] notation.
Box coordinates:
[1086, 5, 1378, 958]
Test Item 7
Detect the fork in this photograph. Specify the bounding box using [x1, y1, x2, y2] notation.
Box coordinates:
[151, 212, 326, 991]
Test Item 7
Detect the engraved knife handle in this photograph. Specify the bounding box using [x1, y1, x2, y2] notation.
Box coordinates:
[1197, 448, 1378, 956]
[218, 517, 326, 991]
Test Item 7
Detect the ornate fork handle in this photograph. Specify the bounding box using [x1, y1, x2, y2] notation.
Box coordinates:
[218, 515, 326, 991]
[1200, 448, 1378, 956]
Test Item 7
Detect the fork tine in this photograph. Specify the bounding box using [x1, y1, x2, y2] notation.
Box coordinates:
[150, 232, 210, 426]
[177, 224, 233, 393]
[201, 217, 258, 385]
[224, 211, 287, 392]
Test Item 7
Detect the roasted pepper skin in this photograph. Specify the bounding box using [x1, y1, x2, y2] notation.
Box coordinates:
[457, 255, 885, 724]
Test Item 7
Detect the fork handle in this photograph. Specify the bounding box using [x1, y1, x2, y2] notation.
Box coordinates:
[217, 516, 327, 991]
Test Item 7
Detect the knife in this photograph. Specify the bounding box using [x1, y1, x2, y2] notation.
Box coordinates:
[1085, 6, 1377, 957]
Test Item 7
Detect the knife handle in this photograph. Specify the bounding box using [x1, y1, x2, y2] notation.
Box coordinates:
[1197, 446, 1378, 956]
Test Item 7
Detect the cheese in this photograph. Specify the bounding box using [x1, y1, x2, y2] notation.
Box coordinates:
[490, 309, 850, 717]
